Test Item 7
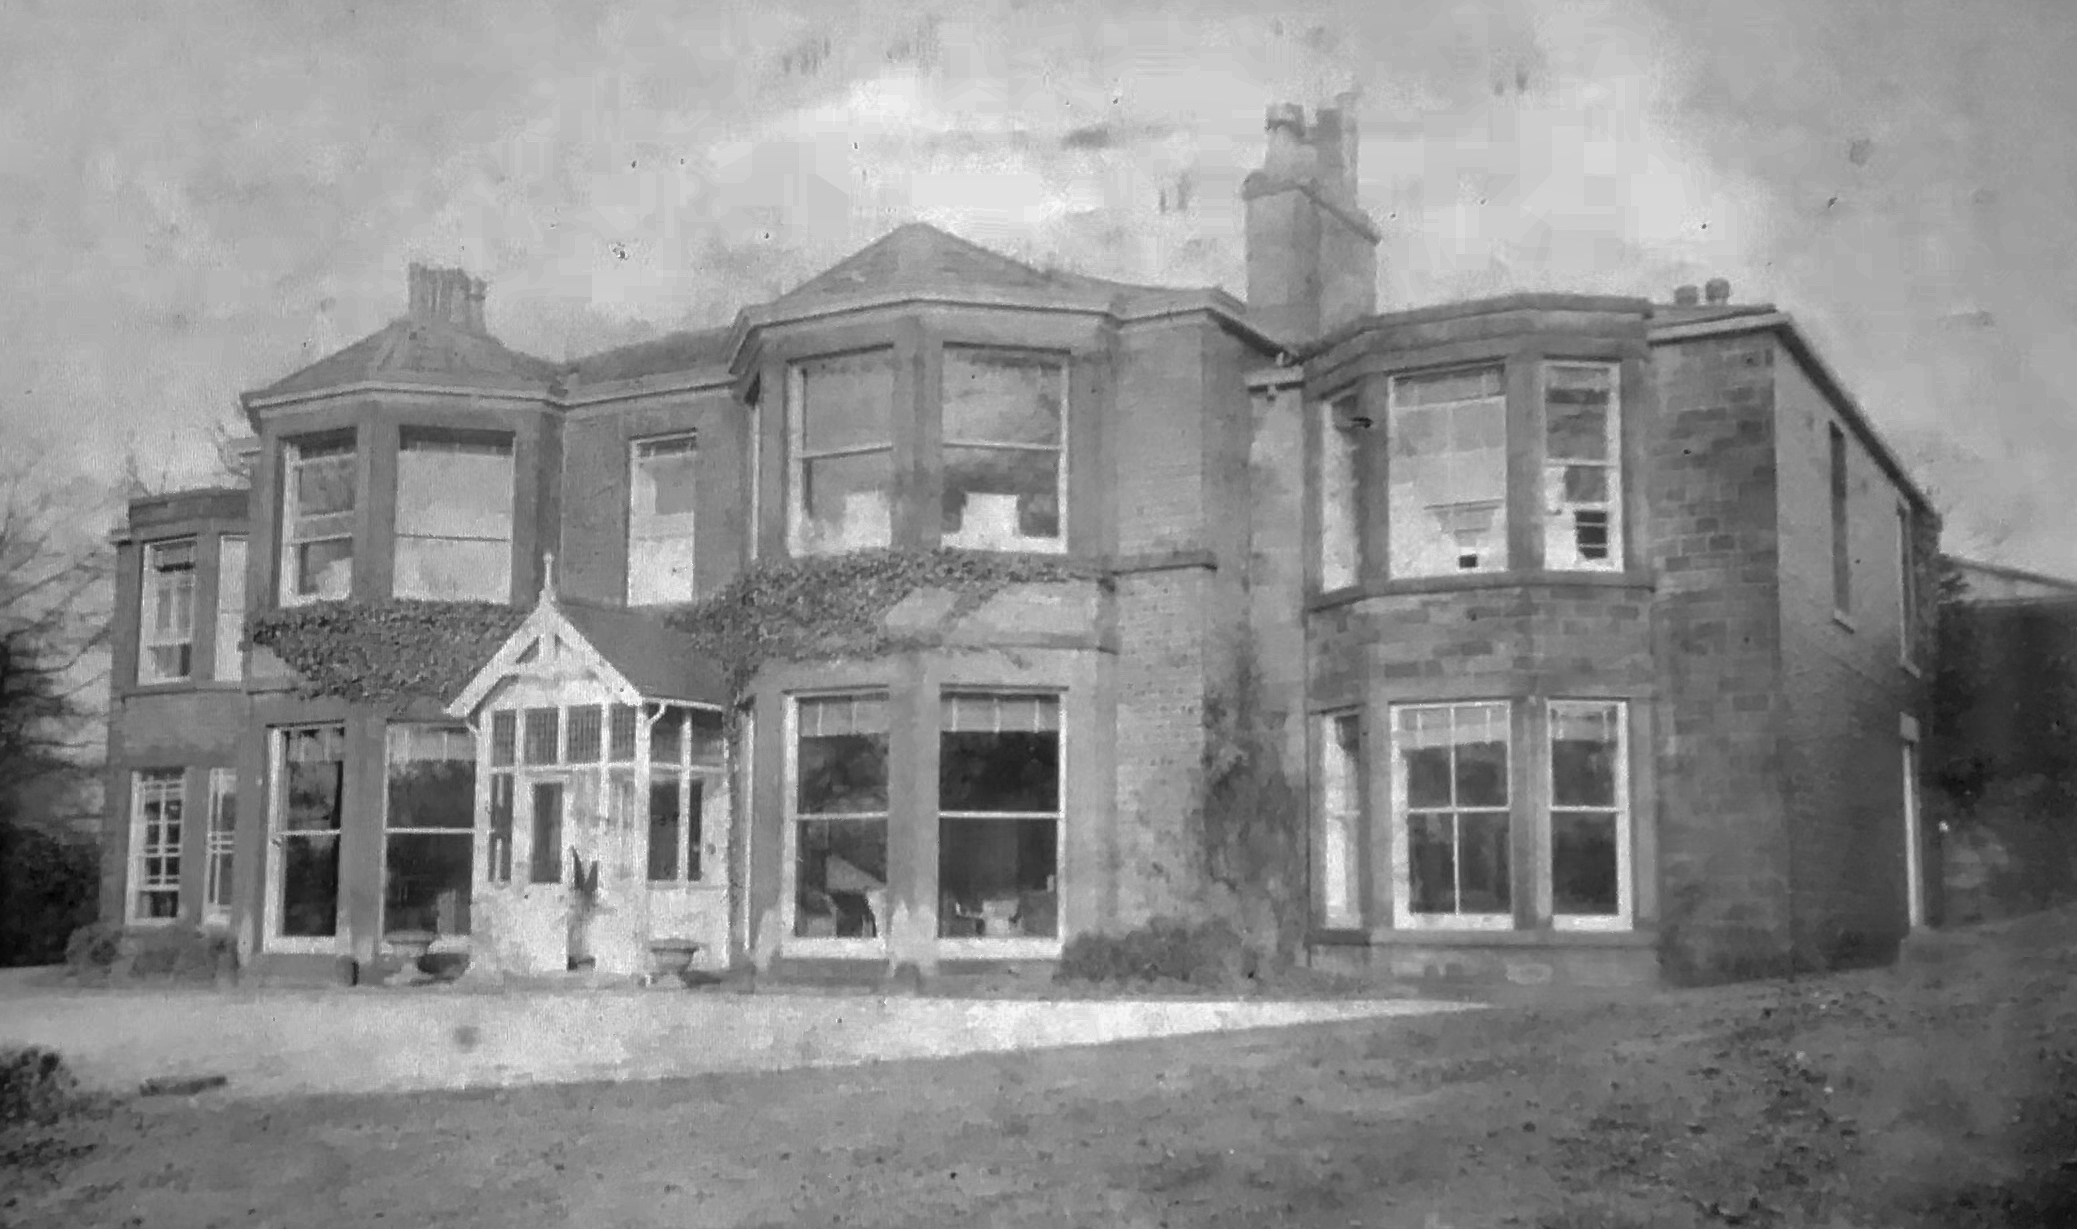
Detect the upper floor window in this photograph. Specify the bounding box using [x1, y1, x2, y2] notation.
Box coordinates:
[1317, 395, 1360, 590]
[789, 350, 894, 556]
[394, 429, 514, 603]
[214, 535, 246, 682]
[281, 433, 356, 604]
[942, 349, 1066, 552]
[139, 539, 196, 683]
[1388, 366, 1507, 577]
[1543, 363, 1621, 571]
[628, 433, 698, 605]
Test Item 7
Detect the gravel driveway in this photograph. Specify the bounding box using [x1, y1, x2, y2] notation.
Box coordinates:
[0, 974, 1478, 1099]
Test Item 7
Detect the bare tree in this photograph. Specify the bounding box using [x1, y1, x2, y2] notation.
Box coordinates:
[0, 468, 114, 804]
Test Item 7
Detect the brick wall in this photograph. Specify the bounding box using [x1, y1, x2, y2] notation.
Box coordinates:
[1771, 351, 1926, 966]
[1647, 333, 1795, 981]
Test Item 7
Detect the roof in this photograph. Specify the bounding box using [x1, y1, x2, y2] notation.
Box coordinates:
[565, 327, 734, 388]
[1947, 556, 2077, 600]
[557, 598, 730, 707]
[775, 222, 1142, 306]
[248, 317, 563, 404]
[1645, 302, 1778, 329]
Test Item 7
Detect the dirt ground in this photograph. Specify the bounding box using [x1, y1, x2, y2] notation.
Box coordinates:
[7, 912, 2076, 1229]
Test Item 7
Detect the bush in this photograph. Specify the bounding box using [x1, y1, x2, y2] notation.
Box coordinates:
[0, 1047, 79, 1129]
[0, 819, 99, 968]
[63, 921, 123, 972]
[62, 922, 235, 984]
[1055, 916, 1254, 989]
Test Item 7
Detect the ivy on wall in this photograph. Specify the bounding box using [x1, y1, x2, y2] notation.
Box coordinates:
[245, 549, 1107, 708]
[668, 547, 1106, 696]
[247, 599, 528, 709]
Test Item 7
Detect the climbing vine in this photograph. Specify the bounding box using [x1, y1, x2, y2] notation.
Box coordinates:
[668, 547, 1106, 696]
[246, 599, 527, 709]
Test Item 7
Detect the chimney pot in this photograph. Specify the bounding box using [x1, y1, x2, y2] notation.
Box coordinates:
[1673, 284, 1700, 307]
[405, 263, 489, 333]
[1265, 102, 1306, 136]
[1704, 277, 1731, 305]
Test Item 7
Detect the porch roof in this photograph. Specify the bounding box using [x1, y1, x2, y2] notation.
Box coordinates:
[444, 593, 730, 718]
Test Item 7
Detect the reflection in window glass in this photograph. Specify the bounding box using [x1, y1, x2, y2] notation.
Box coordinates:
[282, 435, 356, 603]
[790, 352, 895, 555]
[383, 724, 475, 937]
[1395, 703, 1511, 921]
[938, 693, 1060, 940]
[629, 434, 698, 605]
[140, 540, 197, 683]
[1544, 364, 1620, 570]
[1388, 367, 1507, 577]
[1550, 701, 1626, 920]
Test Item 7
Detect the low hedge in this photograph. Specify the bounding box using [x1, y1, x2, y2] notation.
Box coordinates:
[64, 922, 235, 984]
[1054, 916, 1258, 989]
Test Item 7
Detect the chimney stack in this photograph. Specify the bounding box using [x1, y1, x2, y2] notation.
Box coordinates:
[1673, 284, 1700, 307]
[407, 263, 489, 333]
[1703, 277, 1731, 306]
[1242, 97, 1380, 343]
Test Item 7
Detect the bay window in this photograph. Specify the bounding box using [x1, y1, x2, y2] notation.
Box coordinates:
[1388, 367, 1508, 576]
[1390, 702, 1512, 928]
[129, 769, 185, 922]
[394, 429, 514, 602]
[281, 434, 356, 603]
[789, 351, 895, 555]
[629, 433, 698, 605]
[1315, 711, 1362, 929]
[383, 724, 476, 937]
[789, 693, 890, 941]
[1543, 364, 1621, 570]
[139, 539, 197, 683]
[938, 692, 1061, 941]
[941, 349, 1066, 551]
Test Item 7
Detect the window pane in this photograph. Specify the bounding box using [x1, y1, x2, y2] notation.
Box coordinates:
[944, 350, 1064, 445]
[529, 782, 563, 884]
[394, 537, 509, 602]
[385, 728, 475, 830]
[608, 705, 638, 761]
[794, 819, 888, 938]
[293, 452, 356, 517]
[628, 536, 697, 605]
[651, 707, 685, 766]
[940, 731, 1058, 813]
[396, 440, 513, 538]
[633, 436, 700, 518]
[1553, 812, 1619, 915]
[1551, 704, 1620, 807]
[285, 760, 343, 832]
[1389, 370, 1508, 577]
[281, 834, 340, 936]
[490, 711, 516, 767]
[1407, 812, 1456, 914]
[293, 539, 354, 600]
[1545, 367, 1612, 461]
[943, 447, 1060, 542]
[1319, 399, 1360, 589]
[938, 817, 1058, 937]
[1455, 736, 1509, 808]
[567, 705, 603, 764]
[487, 774, 514, 882]
[647, 778, 681, 881]
[798, 351, 894, 453]
[798, 734, 890, 814]
[688, 709, 726, 767]
[1397, 366, 1504, 406]
[523, 708, 559, 765]
[383, 832, 473, 936]
[799, 451, 893, 551]
[1458, 812, 1512, 913]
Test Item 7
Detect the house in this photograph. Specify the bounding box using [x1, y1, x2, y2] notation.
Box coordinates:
[101, 99, 1940, 988]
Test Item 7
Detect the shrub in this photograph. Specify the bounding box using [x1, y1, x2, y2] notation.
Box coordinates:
[63, 921, 123, 973]
[0, 1047, 79, 1129]
[0, 819, 99, 968]
[1056, 916, 1253, 989]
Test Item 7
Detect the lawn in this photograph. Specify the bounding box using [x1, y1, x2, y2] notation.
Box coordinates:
[6, 911, 2075, 1229]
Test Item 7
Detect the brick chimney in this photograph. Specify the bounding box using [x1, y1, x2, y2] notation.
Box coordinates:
[407, 263, 489, 333]
[1242, 92, 1380, 343]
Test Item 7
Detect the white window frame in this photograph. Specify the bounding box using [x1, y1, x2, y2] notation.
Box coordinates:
[1542, 362, 1623, 572]
[213, 535, 247, 683]
[128, 768, 185, 924]
[939, 347, 1069, 554]
[1548, 700, 1633, 932]
[381, 723, 478, 940]
[139, 538, 197, 684]
[1387, 366, 1510, 578]
[203, 767, 237, 925]
[781, 691, 891, 957]
[645, 704, 722, 886]
[279, 435, 356, 606]
[1315, 710, 1363, 930]
[936, 690, 1065, 959]
[787, 351, 896, 557]
[392, 429, 515, 603]
[1388, 701, 1515, 931]
[265, 723, 348, 953]
[628, 433, 700, 606]
[1318, 394, 1361, 590]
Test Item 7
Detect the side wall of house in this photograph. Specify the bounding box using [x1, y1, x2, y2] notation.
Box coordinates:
[1772, 349, 1929, 967]
[1647, 332, 1794, 982]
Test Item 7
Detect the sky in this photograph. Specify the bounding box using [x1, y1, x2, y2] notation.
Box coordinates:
[3, 0, 2073, 570]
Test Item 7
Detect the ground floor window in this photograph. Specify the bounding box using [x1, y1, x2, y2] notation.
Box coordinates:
[129, 769, 185, 922]
[276, 726, 346, 938]
[938, 692, 1060, 940]
[384, 724, 476, 937]
[1315, 711, 1362, 929]
[1392, 702, 1513, 929]
[1548, 701, 1630, 929]
[791, 693, 889, 940]
[647, 707, 723, 883]
[204, 768, 236, 924]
